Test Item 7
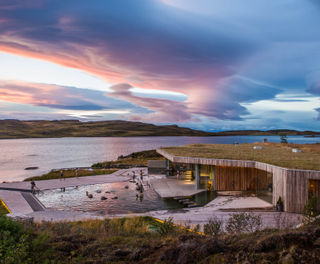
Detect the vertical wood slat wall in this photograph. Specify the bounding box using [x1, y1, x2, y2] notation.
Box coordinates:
[214, 166, 269, 192]
[156, 149, 320, 213]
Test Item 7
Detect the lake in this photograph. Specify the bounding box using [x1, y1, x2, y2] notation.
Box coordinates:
[0, 136, 318, 182]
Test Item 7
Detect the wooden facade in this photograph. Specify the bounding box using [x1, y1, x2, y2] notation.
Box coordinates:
[157, 149, 320, 213]
[214, 166, 271, 192]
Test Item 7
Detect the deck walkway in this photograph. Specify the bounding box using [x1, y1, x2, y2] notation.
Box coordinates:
[0, 169, 132, 191]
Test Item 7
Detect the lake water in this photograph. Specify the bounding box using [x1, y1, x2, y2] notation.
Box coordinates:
[0, 136, 318, 182]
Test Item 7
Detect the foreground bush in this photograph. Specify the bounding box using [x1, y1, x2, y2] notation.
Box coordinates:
[0, 215, 319, 264]
[226, 212, 262, 234]
[203, 217, 223, 236]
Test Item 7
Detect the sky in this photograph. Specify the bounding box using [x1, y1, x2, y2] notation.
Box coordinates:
[0, 0, 319, 131]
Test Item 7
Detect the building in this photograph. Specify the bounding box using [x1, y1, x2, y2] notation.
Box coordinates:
[156, 146, 320, 214]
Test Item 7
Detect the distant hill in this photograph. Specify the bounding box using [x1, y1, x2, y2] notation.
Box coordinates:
[0, 120, 319, 139]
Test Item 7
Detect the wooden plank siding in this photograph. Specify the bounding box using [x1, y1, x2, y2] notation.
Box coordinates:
[157, 148, 320, 213]
[214, 166, 270, 192]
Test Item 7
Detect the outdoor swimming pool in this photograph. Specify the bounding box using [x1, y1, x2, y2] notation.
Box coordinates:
[36, 181, 217, 215]
[36, 181, 184, 215]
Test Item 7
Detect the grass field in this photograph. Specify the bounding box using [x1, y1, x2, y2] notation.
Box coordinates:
[162, 143, 320, 170]
[24, 168, 118, 181]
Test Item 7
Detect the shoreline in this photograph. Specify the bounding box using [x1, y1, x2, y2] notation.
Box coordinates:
[1, 134, 320, 140]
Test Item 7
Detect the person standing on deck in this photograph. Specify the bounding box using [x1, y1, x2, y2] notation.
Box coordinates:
[31, 181, 36, 194]
[132, 171, 136, 181]
[140, 170, 143, 181]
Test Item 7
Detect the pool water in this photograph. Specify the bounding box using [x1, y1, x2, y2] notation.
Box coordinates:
[36, 181, 185, 215]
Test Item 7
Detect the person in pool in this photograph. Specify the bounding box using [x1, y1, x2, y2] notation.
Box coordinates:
[140, 170, 143, 181]
[60, 170, 64, 181]
[139, 191, 144, 202]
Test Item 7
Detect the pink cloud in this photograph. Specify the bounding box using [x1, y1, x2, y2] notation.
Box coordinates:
[109, 83, 195, 122]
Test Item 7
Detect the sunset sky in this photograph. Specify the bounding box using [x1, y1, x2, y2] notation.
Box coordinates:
[0, 0, 319, 131]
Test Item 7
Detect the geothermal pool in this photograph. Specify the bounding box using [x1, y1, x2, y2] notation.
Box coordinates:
[36, 181, 216, 215]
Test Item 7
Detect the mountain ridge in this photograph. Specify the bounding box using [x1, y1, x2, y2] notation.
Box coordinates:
[0, 119, 319, 139]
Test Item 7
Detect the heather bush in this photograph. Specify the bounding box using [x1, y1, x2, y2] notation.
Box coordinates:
[226, 213, 262, 234]
[203, 217, 223, 236]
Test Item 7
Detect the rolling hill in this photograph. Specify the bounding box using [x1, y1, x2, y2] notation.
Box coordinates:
[0, 120, 319, 139]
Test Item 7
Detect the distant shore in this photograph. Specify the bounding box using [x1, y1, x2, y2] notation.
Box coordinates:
[0, 120, 319, 139]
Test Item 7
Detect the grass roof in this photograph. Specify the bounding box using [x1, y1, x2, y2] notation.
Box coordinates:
[161, 143, 320, 171]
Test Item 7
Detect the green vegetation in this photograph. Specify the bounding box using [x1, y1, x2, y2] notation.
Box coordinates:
[0, 120, 215, 138]
[1, 214, 320, 263]
[0, 215, 191, 264]
[162, 142, 320, 170]
[24, 169, 117, 181]
[304, 195, 320, 217]
[225, 213, 262, 234]
[0, 200, 9, 215]
[0, 120, 319, 139]
[92, 149, 164, 168]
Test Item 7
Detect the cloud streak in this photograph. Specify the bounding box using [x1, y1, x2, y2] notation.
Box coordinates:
[0, 0, 319, 129]
[0, 80, 134, 111]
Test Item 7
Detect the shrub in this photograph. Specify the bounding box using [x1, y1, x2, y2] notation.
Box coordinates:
[192, 224, 200, 233]
[304, 195, 319, 218]
[226, 213, 262, 234]
[157, 217, 175, 236]
[203, 217, 223, 236]
[0, 216, 30, 264]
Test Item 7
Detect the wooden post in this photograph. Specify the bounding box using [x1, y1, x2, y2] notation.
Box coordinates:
[212, 165, 215, 191]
